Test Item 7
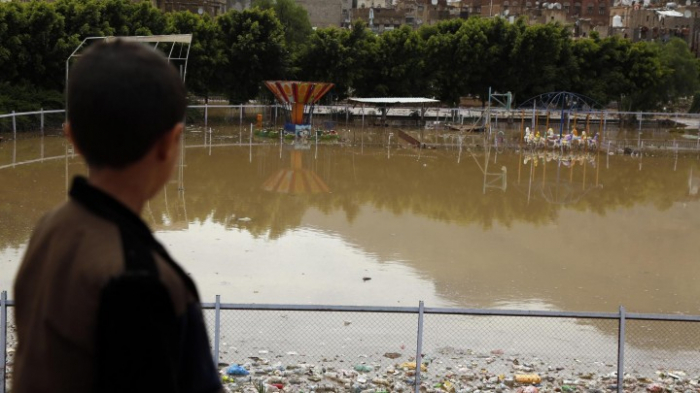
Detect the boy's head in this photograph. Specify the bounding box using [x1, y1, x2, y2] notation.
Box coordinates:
[66, 39, 187, 169]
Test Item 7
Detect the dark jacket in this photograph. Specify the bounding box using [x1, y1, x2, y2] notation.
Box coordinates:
[13, 176, 222, 393]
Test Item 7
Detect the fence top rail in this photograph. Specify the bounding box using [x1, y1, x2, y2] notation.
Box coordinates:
[423, 307, 619, 319]
[0, 109, 65, 119]
[3, 294, 700, 322]
[202, 303, 420, 314]
[189, 104, 278, 109]
[626, 312, 700, 322]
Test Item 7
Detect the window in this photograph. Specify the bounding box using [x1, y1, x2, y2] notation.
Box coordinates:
[574, 1, 581, 14]
[564, 2, 570, 12]
[587, 3, 593, 13]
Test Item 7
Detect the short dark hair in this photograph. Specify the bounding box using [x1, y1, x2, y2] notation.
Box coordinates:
[67, 39, 187, 169]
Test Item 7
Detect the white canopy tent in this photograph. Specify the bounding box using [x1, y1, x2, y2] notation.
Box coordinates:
[349, 97, 440, 126]
[349, 97, 439, 105]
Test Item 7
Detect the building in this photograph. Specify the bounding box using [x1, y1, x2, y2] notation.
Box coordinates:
[456, 0, 609, 28]
[351, 0, 458, 30]
[226, 0, 252, 11]
[609, 4, 697, 53]
[297, 0, 351, 28]
[154, 0, 226, 16]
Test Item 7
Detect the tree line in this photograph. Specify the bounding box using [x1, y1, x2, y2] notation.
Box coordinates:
[1, 0, 699, 113]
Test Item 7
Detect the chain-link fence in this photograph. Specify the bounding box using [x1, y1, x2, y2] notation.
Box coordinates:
[3, 293, 700, 393]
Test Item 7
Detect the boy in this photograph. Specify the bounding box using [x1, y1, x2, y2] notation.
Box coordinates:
[13, 40, 222, 393]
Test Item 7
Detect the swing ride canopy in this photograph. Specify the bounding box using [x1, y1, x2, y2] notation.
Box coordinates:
[264, 81, 335, 125]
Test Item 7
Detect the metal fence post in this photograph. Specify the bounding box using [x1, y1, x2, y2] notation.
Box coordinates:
[204, 104, 208, 130]
[617, 306, 626, 393]
[213, 295, 220, 365]
[40, 108, 45, 135]
[12, 111, 16, 141]
[1, 290, 8, 393]
[414, 301, 424, 393]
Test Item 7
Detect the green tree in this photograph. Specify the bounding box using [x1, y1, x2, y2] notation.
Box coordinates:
[343, 21, 379, 97]
[571, 35, 638, 108]
[53, 0, 111, 38]
[623, 41, 665, 111]
[296, 26, 351, 97]
[421, 18, 469, 105]
[166, 11, 224, 100]
[371, 25, 429, 97]
[101, 0, 167, 36]
[251, 0, 312, 55]
[0, 2, 30, 85]
[217, 8, 288, 103]
[0, 1, 75, 91]
[509, 22, 574, 102]
[654, 38, 700, 105]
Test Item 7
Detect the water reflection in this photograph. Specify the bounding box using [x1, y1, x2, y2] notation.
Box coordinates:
[262, 145, 330, 195]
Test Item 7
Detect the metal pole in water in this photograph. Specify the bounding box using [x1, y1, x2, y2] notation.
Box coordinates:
[674, 141, 678, 171]
[249, 123, 253, 163]
[362, 104, 365, 127]
[603, 111, 607, 140]
[204, 104, 208, 130]
[638, 130, 641, 148]
[638, 112, 642, 133]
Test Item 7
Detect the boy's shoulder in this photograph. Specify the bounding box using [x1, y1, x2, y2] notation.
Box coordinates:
[20, 200, 125, 291]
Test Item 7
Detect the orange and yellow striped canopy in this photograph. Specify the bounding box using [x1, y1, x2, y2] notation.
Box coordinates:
[264, 81, 334, 105]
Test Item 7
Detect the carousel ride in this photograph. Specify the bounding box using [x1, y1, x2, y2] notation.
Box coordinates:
[517, 92, 604, 151]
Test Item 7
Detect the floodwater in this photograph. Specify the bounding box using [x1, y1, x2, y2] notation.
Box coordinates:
[2, 126, 700, 368]
[2, 126, 698, 315]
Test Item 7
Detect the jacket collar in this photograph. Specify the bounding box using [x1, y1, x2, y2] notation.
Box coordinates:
[69, 176, 200, 300]
[69, 176, 154, 242]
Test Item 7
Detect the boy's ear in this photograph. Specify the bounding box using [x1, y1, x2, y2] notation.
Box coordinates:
[64, 122, 83, 156]
[156, 123, 184, 161]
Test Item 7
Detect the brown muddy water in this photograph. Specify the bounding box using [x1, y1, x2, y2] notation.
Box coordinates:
[1, 126, 699, 371]
[1, 126, 699, 312]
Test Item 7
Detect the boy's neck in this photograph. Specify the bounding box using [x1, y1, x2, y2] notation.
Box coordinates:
[87, 165, 159, 215]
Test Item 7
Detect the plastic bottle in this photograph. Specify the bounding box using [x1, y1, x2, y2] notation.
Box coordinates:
[515, 374, 541, 384]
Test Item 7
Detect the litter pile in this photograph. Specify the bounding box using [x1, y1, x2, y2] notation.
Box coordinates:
[217, 349, 699, 393]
